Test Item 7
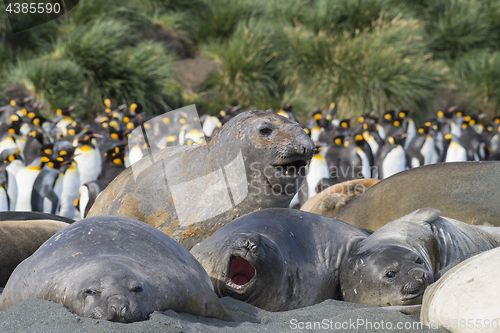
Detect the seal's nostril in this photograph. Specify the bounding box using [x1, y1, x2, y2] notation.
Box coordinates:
[120, 306, 127, 318]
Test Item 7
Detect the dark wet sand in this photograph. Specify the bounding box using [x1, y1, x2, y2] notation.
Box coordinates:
[0, 290, 448, 333]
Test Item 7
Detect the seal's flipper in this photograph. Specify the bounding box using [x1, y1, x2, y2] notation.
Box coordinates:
[407, 208, 441, 226]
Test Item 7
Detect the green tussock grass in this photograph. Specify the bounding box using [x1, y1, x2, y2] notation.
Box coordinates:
[425, 0, 498, 59]
[186, 0, 258, 44]
[1, 58, 85, 112]
[202, 21, 279, 108]
[276, 16, 449, 118]
[452, 50, 500, 116]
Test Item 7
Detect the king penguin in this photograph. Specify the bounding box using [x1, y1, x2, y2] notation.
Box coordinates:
[442, 133, 467, 162]
[15, 156, 48, 211]
[75, 180, 107, 219]
[74, 133, 102, 185]
[375, 135, 406, 179]
[31, 156, 64, 214]
[305, 153, 330, 200]
[339, 135, 371, 180]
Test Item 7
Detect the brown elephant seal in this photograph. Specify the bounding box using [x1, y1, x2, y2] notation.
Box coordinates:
[334, 162, 500, 230]
[300, 178, 380, 217]
[190, 208, 369, 311]
[421, 248, 500, 332]
[88, 110, 316, 249]
[0, 216, 230, 322]
[0, 219, 69, 287]
[339, 208, 500, 307]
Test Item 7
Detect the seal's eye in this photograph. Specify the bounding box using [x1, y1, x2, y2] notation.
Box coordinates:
[259, 126, 273, 136]
[385, 271, 397, 278]
[83, 289, 100, 297]
[131, 286, 143, 293]
[415, 257, 422, 264]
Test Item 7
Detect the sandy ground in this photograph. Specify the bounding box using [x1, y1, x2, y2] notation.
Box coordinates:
[0, 290, 448, 333]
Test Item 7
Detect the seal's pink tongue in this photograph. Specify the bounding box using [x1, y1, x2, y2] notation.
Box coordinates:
[230, 257, 255, 286]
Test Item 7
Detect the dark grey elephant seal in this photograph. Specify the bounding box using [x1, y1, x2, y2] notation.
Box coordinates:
[88, 110, 315, 249]
[0, 216, 230, 322]
[0, 219, 69, 287]
[339, 208, 500, 307]
[190, 208, 369, 311]
[334, 162, 500, 230]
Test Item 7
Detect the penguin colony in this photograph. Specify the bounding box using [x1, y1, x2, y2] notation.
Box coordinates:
[0, 97, 241, 219]
[0, 96, 496, 218]
[293, 103, 500, 206]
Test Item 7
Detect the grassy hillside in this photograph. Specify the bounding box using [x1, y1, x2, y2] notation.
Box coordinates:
[1, 0, 499, 122]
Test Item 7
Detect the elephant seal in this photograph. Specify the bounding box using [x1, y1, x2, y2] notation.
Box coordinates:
[300, 178, 380, 217]
[421, 248, 500, 332]
[334, 162, 500, 230]
[190, 208, 369, 311]
[0, 211, 74, 223]
[0, 219, 69, 287]
[0, 216, 230, 322]
[88, 110, 316, 249]
[339, 208, 500, 307]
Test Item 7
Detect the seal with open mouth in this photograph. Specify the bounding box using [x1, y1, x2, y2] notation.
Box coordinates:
[88, 110, 316, 249]
[339, 208, 500, 307]
[190, 208, 369, 311]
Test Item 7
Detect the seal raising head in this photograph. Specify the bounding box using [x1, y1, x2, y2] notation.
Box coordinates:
[88, 110, 316, 249]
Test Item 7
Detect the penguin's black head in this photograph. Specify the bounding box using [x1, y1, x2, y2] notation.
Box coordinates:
[396, 109, 412, 119]
[340, 118, 351, 129]
[332, 135, 346, 146]
[129, 102, 143, 115]
[282, 102, 292, 112]
[392, 118, 403, 128]
[393, 133, 406, 146]
[417, 125, 430, 135]
[382, 110, 395, 122]
[66, 120, 82, 137]
[354, 134, 365, 147]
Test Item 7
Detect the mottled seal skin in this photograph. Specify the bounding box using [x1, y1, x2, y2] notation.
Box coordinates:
[88, 111, 316, 250]
[334, 162, 500, 230]
[339, 208, 500, 307]
[421, 248, 500, 333]
[0, 216, 230, 322]
[190, 208, 369, 311]
[300, 179, 380, 218]
[0, 219, 69, 287]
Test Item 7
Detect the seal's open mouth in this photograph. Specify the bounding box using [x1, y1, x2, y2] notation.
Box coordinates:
[228, 257, 256, 289]
[272, 159, 307, 177]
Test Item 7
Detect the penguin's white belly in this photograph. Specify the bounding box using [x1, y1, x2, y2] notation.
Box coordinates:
[59, 167, 80, 219]
[445, 142, 467, 162]
[15, 168, 40, 211]
[356, 148, 371, 179]
[74, 148, 101, 185]
[382, 147, 406, 179]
